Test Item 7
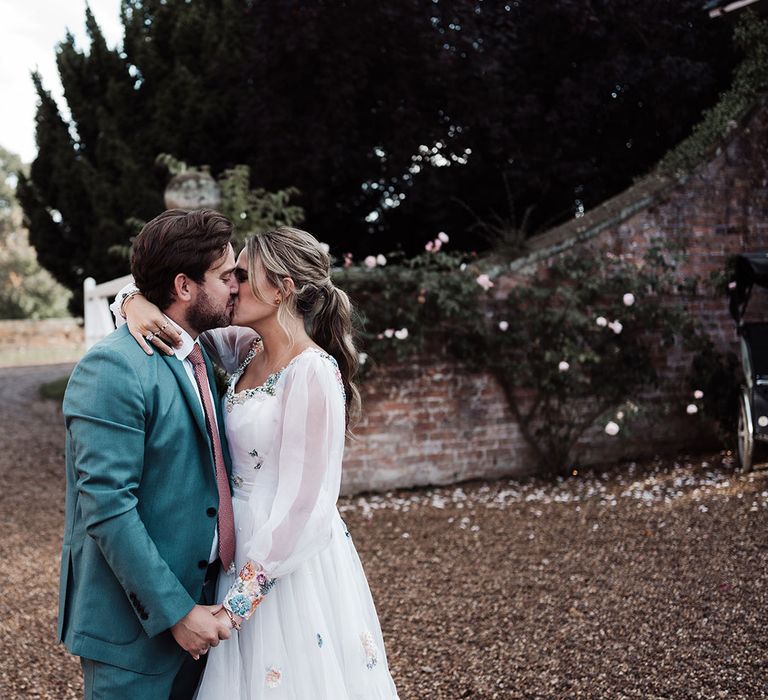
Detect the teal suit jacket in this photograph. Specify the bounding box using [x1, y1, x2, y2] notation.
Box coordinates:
[59, 325, 232, 674]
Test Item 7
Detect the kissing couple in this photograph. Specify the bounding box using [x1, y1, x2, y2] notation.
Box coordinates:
[60, 209, 399, 698]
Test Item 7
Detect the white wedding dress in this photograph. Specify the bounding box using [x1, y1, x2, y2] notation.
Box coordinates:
[196, 327, 399, 700]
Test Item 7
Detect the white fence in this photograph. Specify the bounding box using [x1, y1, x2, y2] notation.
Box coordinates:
[83, 274, 133, 349]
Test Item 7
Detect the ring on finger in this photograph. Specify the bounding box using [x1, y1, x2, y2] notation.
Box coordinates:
[145, 331, 155, 342]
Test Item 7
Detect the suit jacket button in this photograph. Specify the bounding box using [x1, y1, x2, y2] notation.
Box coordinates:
[140, 612, 149, 620]
[198, 560, 208, 569]
[206, 507, 217, 517]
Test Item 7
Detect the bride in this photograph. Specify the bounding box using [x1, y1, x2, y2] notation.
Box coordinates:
[118, 226, 399, 699]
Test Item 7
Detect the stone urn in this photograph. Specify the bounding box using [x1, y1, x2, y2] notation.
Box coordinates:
[163, 167, 222, 210]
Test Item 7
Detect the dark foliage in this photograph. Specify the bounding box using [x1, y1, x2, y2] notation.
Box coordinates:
[19, 1, 736, 313]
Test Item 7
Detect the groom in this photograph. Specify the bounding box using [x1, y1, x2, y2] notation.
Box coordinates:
[60, 209, 239, 699]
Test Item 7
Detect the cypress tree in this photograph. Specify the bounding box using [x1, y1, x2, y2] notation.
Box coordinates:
[20, 0, 738, 313]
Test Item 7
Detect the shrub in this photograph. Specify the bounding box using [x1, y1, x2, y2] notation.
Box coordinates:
[337, 237, 704, 474]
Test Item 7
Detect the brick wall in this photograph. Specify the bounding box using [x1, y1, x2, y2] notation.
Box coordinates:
[0, 318, 82, 347]
[340, 100, 768, 494]
[342, 361, 536, 494]
[0, 318, 83, 367]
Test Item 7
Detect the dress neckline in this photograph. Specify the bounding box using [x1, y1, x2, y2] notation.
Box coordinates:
[229, 341, 330, 398]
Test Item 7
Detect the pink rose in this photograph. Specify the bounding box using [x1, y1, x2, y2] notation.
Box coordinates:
[476, 274, 494, 291]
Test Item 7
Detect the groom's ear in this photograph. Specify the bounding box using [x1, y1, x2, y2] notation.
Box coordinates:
[172, 273, 193, 302]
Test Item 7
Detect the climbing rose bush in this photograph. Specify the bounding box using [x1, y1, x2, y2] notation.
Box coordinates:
[335, 238, 703, 474]
[333, 246, 486, 367]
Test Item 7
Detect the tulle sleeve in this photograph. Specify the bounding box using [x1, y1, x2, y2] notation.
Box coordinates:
[200, 327, 260, 374]
[222, 352, 346, 621]
[109, 281, 259, 374]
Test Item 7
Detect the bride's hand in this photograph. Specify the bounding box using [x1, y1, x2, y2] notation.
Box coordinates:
[214, 606, 242, 631]
[124, 294, 183, 356]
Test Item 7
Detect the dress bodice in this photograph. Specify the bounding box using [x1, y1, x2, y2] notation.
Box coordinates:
[222, 338, 345, 498]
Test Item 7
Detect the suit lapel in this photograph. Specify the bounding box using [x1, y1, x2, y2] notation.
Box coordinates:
[161, 353, 209, 441]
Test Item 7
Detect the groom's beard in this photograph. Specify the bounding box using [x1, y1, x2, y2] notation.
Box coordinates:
[187, 290, 235, 333]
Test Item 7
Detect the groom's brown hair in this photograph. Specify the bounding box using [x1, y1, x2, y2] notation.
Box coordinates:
[131, 208, 234, 310]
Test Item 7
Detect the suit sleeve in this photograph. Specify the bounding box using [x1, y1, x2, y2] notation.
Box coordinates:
[64, 347, 196, 637]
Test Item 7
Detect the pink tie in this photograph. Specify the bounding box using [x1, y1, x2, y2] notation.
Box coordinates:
[188, 344, 236, 570]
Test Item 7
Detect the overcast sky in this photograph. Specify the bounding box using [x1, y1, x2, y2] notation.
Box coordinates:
[0, 0, 123, 163]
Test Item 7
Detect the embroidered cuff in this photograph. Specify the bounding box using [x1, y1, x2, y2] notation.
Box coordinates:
[222, 561, 276, 621]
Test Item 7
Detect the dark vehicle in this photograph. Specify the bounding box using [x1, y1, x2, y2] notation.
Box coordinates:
[729, 252, 768, 470]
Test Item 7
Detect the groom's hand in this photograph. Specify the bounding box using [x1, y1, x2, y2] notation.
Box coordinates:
[171, 604, 232, 659]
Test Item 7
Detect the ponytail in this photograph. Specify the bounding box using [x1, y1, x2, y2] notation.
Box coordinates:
[246, 227, 362, 432]
[311, 285, 361, 432]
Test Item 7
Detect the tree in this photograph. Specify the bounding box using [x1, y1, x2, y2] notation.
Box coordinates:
[20, 0, 738, 311]
[224, 1, 736, 250]
[217, 166, 304, 248]
[16, 7, 162, 313]
[0, 147, 23, 239]
[0, 146, 70, 319]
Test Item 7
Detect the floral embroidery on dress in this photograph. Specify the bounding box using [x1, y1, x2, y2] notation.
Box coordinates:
[322, 353, 346, 402]
[249, 449, 263, 470]
[316, 633, 324, 648]
[265, 666, 282, 688]
[226, 372, 281, 411]
[225, 340, 275, 412]
[223, 560, 277, 620]
[231, 474, 244, 488]
[225, 343, 345, 411]
[360, 631, 379, 670]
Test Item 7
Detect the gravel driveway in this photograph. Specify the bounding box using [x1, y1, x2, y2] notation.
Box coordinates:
[1, 364, 767, 699]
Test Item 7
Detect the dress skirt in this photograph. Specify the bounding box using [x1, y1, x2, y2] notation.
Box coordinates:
[194, 484, 400, 700]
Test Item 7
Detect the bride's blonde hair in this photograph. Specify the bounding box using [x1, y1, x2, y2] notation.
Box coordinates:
[245, 227, 361, 428]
